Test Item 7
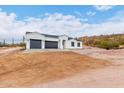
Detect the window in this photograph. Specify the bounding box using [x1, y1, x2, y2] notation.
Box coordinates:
[77, 42, 80, 47]
[71, 42, 75, 47]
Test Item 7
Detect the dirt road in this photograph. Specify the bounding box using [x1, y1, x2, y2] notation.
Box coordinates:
[35, 46, 124, 88]
[0, 47, 22, 57]
[72, 46, 124, 63]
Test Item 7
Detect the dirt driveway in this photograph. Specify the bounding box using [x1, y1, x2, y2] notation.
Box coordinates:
[36, 46, 124, 88]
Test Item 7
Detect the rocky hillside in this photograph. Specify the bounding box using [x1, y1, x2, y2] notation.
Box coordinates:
[80, 34, 124, 49]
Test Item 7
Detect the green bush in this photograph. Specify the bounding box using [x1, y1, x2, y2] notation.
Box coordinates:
[97, 41, 111, 50]
[119, 39, 124, 45]
[97, 41, 119, 50]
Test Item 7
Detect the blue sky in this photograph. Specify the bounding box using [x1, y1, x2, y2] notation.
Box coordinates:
[0, 5, 124, 43]
[0, 5, 123, 23]
[0, 5, 124, 23]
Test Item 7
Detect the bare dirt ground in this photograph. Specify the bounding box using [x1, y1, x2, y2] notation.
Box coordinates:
[36, 46, 124, 88]
[0, 47, 22, 57]
[0, 47, 110, 88]
[73, 46, 124, 63]
[0, 46, 124, 88]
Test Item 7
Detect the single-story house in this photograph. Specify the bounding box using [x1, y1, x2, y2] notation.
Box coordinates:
[25, 32, 83, 50]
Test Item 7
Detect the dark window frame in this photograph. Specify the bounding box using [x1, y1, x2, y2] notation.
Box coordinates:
[77, 42, 80, 47]
[71, 42, 75, 47]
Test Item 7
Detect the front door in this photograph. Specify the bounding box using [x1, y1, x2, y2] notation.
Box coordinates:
[62, 40, 66, 49]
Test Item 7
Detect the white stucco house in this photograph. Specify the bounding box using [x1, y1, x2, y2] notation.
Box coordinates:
[25, 32, 83, 50]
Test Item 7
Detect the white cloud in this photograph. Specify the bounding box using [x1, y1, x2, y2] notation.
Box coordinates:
[0, 11, 87, 43]
[82, 13, 124, 36]
[94, 5, 114, 11]
[108, 11, 124, 22]
[74, 11, 88, 22]
[83, 21, 124, 36]
[0, 10, 124, 43]
[74, 11, 82, 17]
[86, 11, 96, 16]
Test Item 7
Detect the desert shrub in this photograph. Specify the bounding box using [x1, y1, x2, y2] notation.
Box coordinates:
[111, 41, 119, 49]
[94, 41, 101, 46]
[0, 42, 26, 48]
[82, 34, 124, 49]
[97, 41, 119, 50]
[0, 44, 4, 47]
[119, 39, 124, 45]
[97, 41, 111, 50]
[18, 42, 25, 47]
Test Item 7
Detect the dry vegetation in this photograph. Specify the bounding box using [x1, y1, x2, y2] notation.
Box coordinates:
[0, 51, 111, 87]
[81, 34, 124, 49]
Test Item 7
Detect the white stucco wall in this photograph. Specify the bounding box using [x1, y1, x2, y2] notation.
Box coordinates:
[25, 32, 83, 50]
[25, 33, 45, 50]
[42, 40, 45, 49]
[59, 35, 68, 49]
[25, 39, 30, 49]
[25, 32, 45, 40]
[66, 39, 82, 49]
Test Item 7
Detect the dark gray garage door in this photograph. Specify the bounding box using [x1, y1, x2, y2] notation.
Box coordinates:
[45, 41, 58, 49]
[30, 39, 42, 49]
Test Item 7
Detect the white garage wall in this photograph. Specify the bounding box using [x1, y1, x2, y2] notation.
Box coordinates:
[25, 33, 45, 49]
[25, 32, 83, 50]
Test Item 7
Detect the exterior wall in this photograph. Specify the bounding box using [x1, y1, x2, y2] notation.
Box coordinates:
[25, 32, 83, 50]
[66, 39, 82, 49]
[42, 40, 45, 49]
[25, 33, 45, 50]
[25, 39, 30, 49]
[44, 37, 59, 42]
[59, 35, 68, 49]
[25, 33, 45, 40]
[25, 33, 61, 49]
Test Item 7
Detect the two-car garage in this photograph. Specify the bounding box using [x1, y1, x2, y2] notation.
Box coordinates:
[30, 39, 58, 49]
